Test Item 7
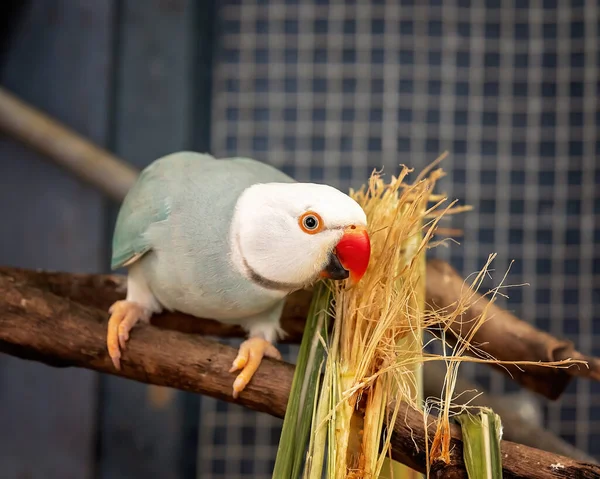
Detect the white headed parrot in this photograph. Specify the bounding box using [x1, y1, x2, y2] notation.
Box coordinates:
[107, 151, 371, 397]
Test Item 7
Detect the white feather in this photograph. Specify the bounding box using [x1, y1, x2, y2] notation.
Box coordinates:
[229, 182, 367, 287]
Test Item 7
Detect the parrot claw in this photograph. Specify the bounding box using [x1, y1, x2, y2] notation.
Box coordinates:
[107, 300, 150, 370]
[230, 337, 281, 398]
[111, 352, 121, 370]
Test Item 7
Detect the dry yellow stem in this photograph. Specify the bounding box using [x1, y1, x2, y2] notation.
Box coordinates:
[327, 162, 450, 478]
[309, 155, 582, 479]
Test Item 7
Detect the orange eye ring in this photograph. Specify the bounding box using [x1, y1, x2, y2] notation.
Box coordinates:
[299, 211, 324, 234]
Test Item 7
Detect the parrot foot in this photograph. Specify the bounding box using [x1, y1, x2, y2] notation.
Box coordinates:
[229, 337, 282, 398]
[107, 300, 151, 370]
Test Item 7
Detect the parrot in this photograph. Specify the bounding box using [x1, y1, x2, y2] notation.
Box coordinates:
[106, 151, 371, 398]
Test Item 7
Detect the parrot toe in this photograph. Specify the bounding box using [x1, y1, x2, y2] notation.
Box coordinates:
[107, 300, 150, 370]
[230, 337, 281, 398]
[263, 343, 282, 360]
[229, 355, 248, 373]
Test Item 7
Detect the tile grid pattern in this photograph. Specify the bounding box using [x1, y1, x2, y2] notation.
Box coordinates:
[198, 1, 600, 477]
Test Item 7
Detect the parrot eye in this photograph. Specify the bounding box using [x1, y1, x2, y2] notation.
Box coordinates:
[303, 215, 318, 229]
[299, 211, 324, 234]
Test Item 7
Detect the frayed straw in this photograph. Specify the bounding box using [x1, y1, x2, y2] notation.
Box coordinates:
[305, 153, 585, 478]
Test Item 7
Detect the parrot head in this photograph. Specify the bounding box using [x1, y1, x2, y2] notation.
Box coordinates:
[230, 182, 371, 292]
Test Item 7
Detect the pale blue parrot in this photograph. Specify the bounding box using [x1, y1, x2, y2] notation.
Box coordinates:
[107, 151, 371, 397]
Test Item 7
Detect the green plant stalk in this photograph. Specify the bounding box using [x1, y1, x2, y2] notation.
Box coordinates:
[304, 357, 330, 479]
[327, 362, 340, 479]
[272, 281, 332, 479]
[321, 299, 344, 479]
[304, 285, 346, 479]
[303, 355, 325, 479]
[455, 408, 503, 479]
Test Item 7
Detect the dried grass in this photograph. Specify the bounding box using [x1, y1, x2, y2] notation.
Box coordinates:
[303, 154, 584, 479]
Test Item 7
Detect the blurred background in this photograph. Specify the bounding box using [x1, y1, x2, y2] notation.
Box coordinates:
[0, 1, 598, 478]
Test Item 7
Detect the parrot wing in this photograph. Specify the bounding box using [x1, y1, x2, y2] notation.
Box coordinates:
[110, 152, 295, 271]
[110, 159, 172, 269]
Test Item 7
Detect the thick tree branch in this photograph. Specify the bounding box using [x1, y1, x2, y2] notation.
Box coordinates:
[422, 361, 597, 464]
[0, 266, 311, 341]
[2, 263, 599, 401]
[0, 272, 598, 478]
[3, 268, 592, 461]
[426, 259, 600, 399]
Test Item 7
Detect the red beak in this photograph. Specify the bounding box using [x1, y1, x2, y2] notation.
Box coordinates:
[333, 225, 371, 285]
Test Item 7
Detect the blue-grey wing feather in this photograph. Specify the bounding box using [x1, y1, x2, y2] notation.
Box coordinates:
[111, 159, 172, 269]
[111, 151, 294, 275]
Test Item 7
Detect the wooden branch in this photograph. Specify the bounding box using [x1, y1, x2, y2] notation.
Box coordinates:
[2, 263, 599, 401]
[7, 266, 594, 462]
[422, 361, 597, 463]
[0, 272, 598, 478]
[0, 86, 138, 202]
[390, 402, 600, 479]
[4, 266, 594, 462]
[426, 259, 600, 399]
[0, 266, 311, 342]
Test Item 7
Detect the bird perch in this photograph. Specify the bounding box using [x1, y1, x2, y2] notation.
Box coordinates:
[0, 268, 599, 478]
[2, 266, 596, 462]
[3, 259, 598, 401]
